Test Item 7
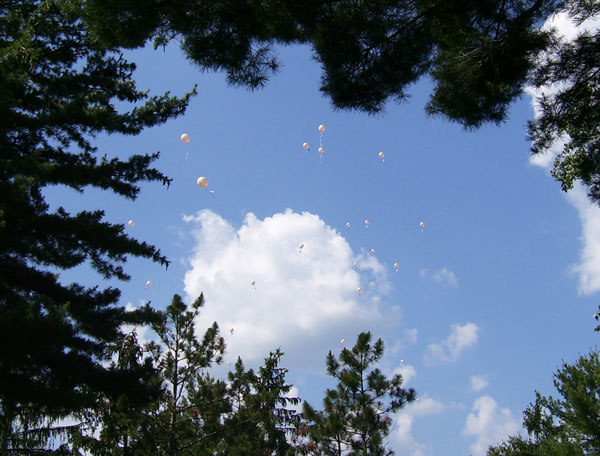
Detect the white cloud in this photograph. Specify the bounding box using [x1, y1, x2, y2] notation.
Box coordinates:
[567, 184, 600, 294]
[390, 328, 418, 356]
[432, 267, 458, 288]
[463, 395, 520, 456]
[470, 375, 489, 392]
[392, 397, 447, 456]
[424, 323, 479, 366]
[183, 209, 394, 368]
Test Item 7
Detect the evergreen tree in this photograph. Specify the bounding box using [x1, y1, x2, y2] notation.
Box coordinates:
[0, 0, 194, 450]
[72, 294, 300, 456]
[212, 351, 301, 455]
[300, 332, 416, 456]
[70, 330, 162, 456]
[487, 350, 600, 455]
[135, 293, 226, 456]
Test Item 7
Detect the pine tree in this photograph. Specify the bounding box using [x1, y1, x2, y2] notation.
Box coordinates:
[142, 293, 226, 456]
[72, 294, 300, 456]
[213, 351, 301, 455]
[0, 0, 194, 450]
[487, 350, 600, 455]
[300, 332, 416, 456]
[528, 0, 600, 205]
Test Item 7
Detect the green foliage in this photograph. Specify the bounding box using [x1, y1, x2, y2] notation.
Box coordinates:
[300, 332, 416, 456]
[72, 294, 300, 456]
[487, 350, 600, 455]
[0, 0, 194, 451]
[211, 351, 301, 455]
[80, 0, 558, 124]
[528, 1, 600, 203]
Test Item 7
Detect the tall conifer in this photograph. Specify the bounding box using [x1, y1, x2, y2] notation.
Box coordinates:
[0, 0, 194, 448]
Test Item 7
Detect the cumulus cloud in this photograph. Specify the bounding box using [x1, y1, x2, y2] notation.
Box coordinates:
[432, 267, 458, 288]
[424, 323, 479, 366]
[463, 395, 520, 456]
[470, 375, 489, 392]
[183, 209, 394, 368]
[392, 397, 447, 456]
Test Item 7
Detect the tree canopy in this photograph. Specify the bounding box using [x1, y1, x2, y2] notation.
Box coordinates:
[78, 0, 600, 207]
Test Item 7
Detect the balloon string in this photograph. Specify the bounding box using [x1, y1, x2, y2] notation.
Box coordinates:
[208, 190, 224, 213]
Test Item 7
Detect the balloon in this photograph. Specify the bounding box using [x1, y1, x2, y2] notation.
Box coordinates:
[146, 280, 152, 287]
[364, 219, 370, 227]
[196, 176, 208, 188]
[299, 243, 304, 250]
[318, 147, 324, 154]
[319, 124, 326, 133]
[230, 328, 234, 335]
[352, 262, 357, 268]
[370, 248, 376, 254]
[341, 338, 345, 345]
[128, 220, 134, 227]
[357, 287, 362, 293]
[379, 151, 385, 159]
[251, 280, 256, 286]
[180, 133, 190, 143]
[419, 221, 425, 228]
[346, 222, 351, 228]
[394, 262, 399, 270]
[303, 142, 310, 150]
[400, 359, 405, 366]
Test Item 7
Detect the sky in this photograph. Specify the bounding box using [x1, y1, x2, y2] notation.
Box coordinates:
[45, 12, 600, 456]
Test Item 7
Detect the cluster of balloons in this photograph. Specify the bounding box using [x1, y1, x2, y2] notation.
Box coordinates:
[302, 124, 327, 155]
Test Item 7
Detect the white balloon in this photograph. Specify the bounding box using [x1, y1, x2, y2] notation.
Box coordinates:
[180, 133, 190, 144]
[346, 222, 351, 228]
[230, 328, 234, 335]
[318, 124, 326, 133]
[419, 221, 425, 228]
[196, 176, 208, 188]
[379, 151, 385, 159]
[357, 287, 362, 293]
[128, 220, 134, 227]
[341, 338, 345, 345]
[394, 262, 399, 270]
[303, 142, 310, 150]
[318, 147, 324, 154]
[299, 243, 304, 250]
[364, 219, 370, 226]
[370, 248, 376, 254]
[251, 280, 256, 286]
[146, 280, 152, 287]
[352, 262, 357, 268]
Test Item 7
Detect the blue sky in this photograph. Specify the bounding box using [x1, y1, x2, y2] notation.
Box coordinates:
[45, 13, 600, 456]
